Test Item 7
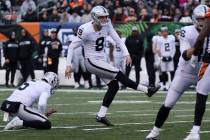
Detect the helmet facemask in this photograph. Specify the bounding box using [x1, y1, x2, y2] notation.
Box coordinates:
[91, 13, 109, 26]
[43, 72, 59, 90]
[91, 6, 110, 27]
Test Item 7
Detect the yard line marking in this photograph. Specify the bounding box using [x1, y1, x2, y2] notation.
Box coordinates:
[1, 120, 210, 130]
[52, 126, 79, 129]
[153, 101, 210, 105]
[0, 88, 196, 94]
[54, 112, 111, 115]
[186, 131, 210, 134]
[82, 127, 112, 131]
[200, 131, 210, 134]
[0, 129, 30, 133]
[175, 115, 194, 118]
[116, 109, 210, 113]
[131, 114, 156, 116]
[88, 100, 151, 104]
[136, 129, 164, 132]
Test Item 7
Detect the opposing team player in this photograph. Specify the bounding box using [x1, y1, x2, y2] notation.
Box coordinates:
[65, 5, 160, 126]
[68, 27, 90, 89]
[1, 72, 59, 130]
[156, 26, 176, 90]
[184, 4, 210, 140]
[145, 5, 207, 140]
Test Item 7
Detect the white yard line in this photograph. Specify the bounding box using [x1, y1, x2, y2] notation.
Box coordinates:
[0, 88, 196, 94]
[200, 131, 210, 134]
[82, 127, 112, 131]
[175, 115, 194, 118]
[88, 100, 151, 104]
[131, 114, 156, 116]
[136, 129, 164, 132]
[116, 109, 210, 113]
[0, 120, 210, 131]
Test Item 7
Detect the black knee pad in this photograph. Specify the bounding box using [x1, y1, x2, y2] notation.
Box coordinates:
[43, 120, 51, 130]
[108, 80, 119, 92]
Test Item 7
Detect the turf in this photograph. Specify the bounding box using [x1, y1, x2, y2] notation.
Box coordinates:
[0, 89, 210, 140]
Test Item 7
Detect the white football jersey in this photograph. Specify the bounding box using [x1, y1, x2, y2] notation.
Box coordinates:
[67, 20, 129, 64]
[152, 35, 160, 47]
[106, 36, 125, 58]
[157, 35, 175, 57]
[68, 34, 83, 56]
[178, 25, 201, 74]
[7, 80, 51, 107]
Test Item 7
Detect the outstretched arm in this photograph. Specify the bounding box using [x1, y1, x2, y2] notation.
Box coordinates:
[193, 18, 210, 55]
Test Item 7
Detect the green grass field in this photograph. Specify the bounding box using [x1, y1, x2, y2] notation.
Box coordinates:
[0, 89, 210, 140]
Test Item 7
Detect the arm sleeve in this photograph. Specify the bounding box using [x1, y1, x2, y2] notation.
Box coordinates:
[3, 42, 8, 58]
[179, 28, 191, 54]
[108, 21, 129, 57]
[66, 37, 83, 66]
[66, 26, 86, 66]
[171, 36, 176, 57]
[38, 92, 51, 114]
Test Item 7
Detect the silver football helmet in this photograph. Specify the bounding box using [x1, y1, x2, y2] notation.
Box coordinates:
[90, 6, 109, 26]
[192, 4, 209, 30]
[42, 72, 59, 89]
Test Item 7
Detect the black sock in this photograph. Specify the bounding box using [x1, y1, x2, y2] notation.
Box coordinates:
[115, 71, 138, 90]
[23, 120, 51, 129]
[102, 80, 119, 107]
[155, 105, 171, 128]
[194, 93, 208, 126]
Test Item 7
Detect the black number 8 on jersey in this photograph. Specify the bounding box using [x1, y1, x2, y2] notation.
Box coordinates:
[95, 37, 104, 51]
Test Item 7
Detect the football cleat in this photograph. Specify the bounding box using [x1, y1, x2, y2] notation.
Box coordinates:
[96, 115, 114, 126]
[183, 133, 200, 140]
[84, 81, 90, 89]
[145, 129, 159, 140]
[4, 117, 23, 130]
[74, 82, 80, 89]
[147, 85, 161, 97]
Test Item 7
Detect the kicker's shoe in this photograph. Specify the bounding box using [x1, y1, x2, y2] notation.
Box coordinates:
[183, 133, 200, 140]
[96, 115, 114, 126]
[147, 85, 161, 97]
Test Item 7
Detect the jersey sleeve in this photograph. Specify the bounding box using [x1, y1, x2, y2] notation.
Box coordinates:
[107, 21, 129, 57]
[171, 35, 176, 57]
[179, 27, 191, 53]
[38, 91, 51, 114]
[106, 36, 116, 47]
[66, 26, 85, 67]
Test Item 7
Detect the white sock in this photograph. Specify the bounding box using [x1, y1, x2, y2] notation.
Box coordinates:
[137, 84, 148, 93]
[191, 125, 200, 133]
[152, 126, 160, 132]
[97, 106, 108, 117]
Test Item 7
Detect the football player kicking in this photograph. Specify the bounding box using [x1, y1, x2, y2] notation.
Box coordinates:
[65, 5, 160, 126]
[1, 72, 59, 130]
[184, 4, 210, 140]
[145, 5, 208, 140]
